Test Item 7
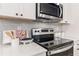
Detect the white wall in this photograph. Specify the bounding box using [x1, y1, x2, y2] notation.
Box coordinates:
[62, 3, 79, 41]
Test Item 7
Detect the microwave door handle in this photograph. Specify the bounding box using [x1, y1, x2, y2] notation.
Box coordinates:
[38, 3, 40, 17]
[59, 5, 62, 17]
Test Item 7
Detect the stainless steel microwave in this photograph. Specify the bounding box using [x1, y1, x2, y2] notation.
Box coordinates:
[36, 3, 63, 23]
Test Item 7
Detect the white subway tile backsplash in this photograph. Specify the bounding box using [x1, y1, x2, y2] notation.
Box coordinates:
[0, 19, 61, 44]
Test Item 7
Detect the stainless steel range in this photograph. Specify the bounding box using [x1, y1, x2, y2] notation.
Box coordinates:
[31, 28, 73, 56]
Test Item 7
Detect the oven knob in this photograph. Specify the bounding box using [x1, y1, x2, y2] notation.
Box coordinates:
[35, 30, 39, 32]
[38, 31, 39, 32]
[35, 30, 37, 32]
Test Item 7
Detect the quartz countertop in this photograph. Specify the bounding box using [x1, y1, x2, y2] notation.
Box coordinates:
[0, 42, 47, 56]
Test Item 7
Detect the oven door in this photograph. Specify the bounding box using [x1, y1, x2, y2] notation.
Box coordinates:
[47, 43, 73, 56]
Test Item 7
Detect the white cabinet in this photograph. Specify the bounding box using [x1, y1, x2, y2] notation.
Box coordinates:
[74, 40, 79, 56]
[0, 3, 36, 20]
[61, 3, 72, 23]
[0, 3, 19, 17]
[18, 3, 36, 20]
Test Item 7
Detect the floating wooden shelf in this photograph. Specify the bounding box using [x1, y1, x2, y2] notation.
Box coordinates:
[0, 15, 71, 24]
[58, 20, 70, 25]
[0, 15, 33, 23]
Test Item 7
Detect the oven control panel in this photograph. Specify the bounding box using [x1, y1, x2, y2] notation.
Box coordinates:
[32, 28, 54, 35]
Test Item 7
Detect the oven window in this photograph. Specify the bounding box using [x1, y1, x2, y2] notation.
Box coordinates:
[33, 34, 54, 43]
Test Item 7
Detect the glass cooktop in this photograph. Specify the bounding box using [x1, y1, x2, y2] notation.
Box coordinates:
[37, 37, 73, 50]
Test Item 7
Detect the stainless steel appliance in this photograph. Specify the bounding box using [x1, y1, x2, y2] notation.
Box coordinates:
[36, 3, 63, 23]
[31, 28, 73, 56]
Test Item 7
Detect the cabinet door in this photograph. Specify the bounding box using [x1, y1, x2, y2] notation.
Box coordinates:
[74, 40, 79, 56]
[0, 3, 36, 20]
[62, 3, 72, 23]
[18, 3, 36, 20]
[0, 3, 19, 17]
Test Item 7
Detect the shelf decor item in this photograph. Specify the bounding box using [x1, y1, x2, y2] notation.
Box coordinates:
[3, 29, 28, 46]
[16, 30, 27, 40]
[3, 30, 16, 44]
[3, 30, 19, 47]
[11, 38, 19, 47]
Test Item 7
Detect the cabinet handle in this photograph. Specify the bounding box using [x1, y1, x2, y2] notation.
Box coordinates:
[21, 14, 23, 16]
[16, 13, 18, 16]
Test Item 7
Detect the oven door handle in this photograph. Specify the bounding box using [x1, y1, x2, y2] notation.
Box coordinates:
[49, 44, 73, 55]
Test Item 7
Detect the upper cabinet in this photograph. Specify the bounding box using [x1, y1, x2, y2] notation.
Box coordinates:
[18, 3, 36, 20]
[61, 3, 72, 24]
[0, 3, 36, 20]
[0, 4, 19, 17]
